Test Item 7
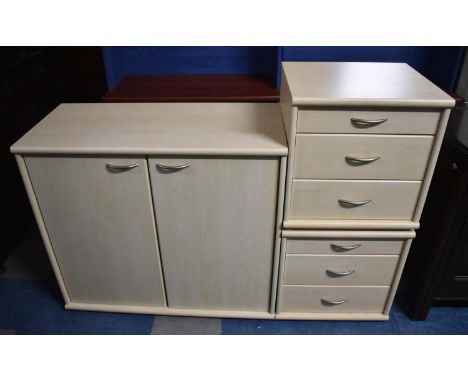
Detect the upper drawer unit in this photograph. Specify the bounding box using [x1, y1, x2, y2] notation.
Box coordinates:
[297, 109, 441, 135]
[294, 134, 434, 180]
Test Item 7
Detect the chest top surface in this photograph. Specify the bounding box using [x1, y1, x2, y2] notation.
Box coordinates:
[282, 62, 455, 108]
[11, 103, 288, 156]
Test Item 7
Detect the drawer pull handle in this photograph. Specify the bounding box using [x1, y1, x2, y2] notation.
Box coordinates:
[345, 155, 381, 166]
[351, 117, 388, 127]
[326, 269, 355, 277]
[156, 163, 190, 171]
[338, 199, 371, 208]
[321, 298, 349, 306]
[330, 243, 361, 251]
[105, 163, 139, 172]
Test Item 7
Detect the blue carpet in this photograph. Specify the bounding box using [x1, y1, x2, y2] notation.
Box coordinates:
[221, 304, 468, 334]
[2, 275, 468, 334]
[0, 278, 154, 334]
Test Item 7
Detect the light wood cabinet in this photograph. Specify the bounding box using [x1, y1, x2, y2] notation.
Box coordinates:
[281, 62, 454, 230]
[12, 103, 287, 319]
[277, 230, 415, 320]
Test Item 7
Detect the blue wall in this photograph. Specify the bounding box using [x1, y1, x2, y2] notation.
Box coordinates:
[102, 47, 279, 89]
[102, 46, 465, 92]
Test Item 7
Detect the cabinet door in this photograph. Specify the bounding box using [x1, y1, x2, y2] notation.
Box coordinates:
[149, 157, 279, 312]
[25, 156, 166, 307]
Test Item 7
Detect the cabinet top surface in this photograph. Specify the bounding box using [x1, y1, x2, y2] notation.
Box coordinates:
[282, 62, 455, 108]
[11, 103, 288, 156]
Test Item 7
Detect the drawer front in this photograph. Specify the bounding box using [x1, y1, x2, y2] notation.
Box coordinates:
[297, 109, 441, 135]
[294, 134, 433, 180]
[281, 286, 390, 313]
[283, 255, 399, 286]
[287, 238, 404, 255]
[290, 179, 421, 220]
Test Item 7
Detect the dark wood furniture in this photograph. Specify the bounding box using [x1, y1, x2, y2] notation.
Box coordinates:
[0, 47, 107, 273]
[404, 104, 468, 320]
[102, 75, 279, 103]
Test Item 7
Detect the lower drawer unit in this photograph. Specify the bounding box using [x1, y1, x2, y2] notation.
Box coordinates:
[277, 230, 416, 319]
[280, 285, 390, 313]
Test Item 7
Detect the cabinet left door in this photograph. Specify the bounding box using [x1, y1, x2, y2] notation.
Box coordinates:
[24, 156, 166, 307]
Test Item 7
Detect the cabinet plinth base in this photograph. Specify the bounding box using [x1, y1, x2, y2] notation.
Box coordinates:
[66, 302, 389, 321]
[275, 312, 389, 321]
[65, 303, 275, 320]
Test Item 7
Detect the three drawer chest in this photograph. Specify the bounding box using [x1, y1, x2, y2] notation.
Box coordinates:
[11, 62, 455, 320]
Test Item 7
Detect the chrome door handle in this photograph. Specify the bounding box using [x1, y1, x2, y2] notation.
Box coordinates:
[105, 163, 139, 172]
[326, 269, 355, 277]
[321, 298, 349, 306]
[156, 163, 190, 171]
[330, 243, 361, 251]
[338, 199, 371, 208]
[345, 156, 381, 166]
[351, 117, 388, 127]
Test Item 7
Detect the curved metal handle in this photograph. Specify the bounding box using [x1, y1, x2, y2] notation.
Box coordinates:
[351, 117, 388, 127]
[326, 269, 355, 277]
[338, 199, 371, 208]
[330, 243, 361, 251]
[105, 163, 139, 172]
[156, 163, 190, 171]
[321, 298, 349, 306]
[345, 156, 381, 166]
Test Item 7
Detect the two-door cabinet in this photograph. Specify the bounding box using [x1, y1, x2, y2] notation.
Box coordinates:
[11, 103, 288, 318]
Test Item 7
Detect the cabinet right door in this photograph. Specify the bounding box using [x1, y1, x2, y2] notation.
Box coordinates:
[149, 157, 279, 312]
